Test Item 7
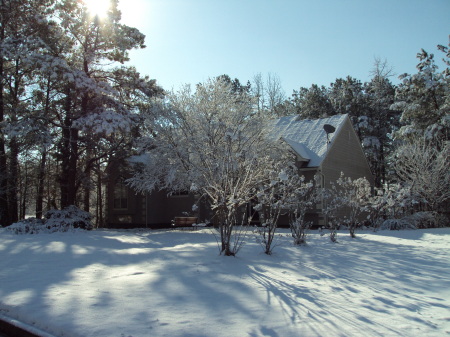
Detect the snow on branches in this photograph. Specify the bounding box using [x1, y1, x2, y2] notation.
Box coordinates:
[394, 138, 449, 216]
[253, 163, 314, 254]
[323, 173, 372, 240]
[129, 78, 287, 256]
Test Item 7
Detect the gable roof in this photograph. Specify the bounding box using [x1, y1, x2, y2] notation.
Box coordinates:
[269, 114, 348, 167]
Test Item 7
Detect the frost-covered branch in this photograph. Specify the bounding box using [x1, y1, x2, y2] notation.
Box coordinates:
[129, 78, 285, 256]
[394, 138, 449, 215]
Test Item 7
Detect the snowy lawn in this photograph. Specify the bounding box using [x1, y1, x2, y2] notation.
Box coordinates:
[0, 227, 449, 337]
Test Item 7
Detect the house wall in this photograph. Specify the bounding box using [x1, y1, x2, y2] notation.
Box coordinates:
[320, 116, 374, 224]
[105, 160, 207, 228]
[107, 186, 204, 228]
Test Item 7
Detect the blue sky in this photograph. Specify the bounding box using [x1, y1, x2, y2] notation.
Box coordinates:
[120, 0, 449, 94]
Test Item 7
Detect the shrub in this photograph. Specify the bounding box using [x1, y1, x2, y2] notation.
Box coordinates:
[379, 212, 438, 230]
[289, 220, 311, 245]
[45, 205, 93, 230]
[6, 206, 93, 234]
[7, 218, 46, 234]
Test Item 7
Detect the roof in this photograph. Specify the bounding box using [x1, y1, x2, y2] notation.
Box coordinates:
[269, 114, 348, 167]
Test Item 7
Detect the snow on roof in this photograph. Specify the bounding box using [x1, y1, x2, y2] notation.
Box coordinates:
[269, 114, 348, 167]
[281, 137, 311, 162]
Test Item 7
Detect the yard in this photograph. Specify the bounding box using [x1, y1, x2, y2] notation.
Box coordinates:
[0, 227, 449, 337]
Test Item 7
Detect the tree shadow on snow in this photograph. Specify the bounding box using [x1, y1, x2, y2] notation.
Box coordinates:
[0, 228, 449, 337]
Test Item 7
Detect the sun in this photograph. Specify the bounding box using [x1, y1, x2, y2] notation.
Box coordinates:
[83, 0, 111, 18]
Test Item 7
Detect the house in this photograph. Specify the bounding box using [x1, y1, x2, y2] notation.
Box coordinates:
[105, 114, 374, 228]
[269, 113, 375, 226]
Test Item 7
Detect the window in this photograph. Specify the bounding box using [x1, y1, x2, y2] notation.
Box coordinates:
[113, 178, 128, 209]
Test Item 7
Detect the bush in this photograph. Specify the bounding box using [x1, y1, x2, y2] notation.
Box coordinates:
[6, 206, 93, 234]
[290, 220, 311, 245]
[45, 205, 93, 230]
[379, 212, 438, 230]
[7, 218, 46, 234]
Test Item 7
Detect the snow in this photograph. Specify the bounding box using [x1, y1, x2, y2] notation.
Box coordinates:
[269, 114, 348, 167]
[1, 227, 449, 337]
[281, 137, 311, 162]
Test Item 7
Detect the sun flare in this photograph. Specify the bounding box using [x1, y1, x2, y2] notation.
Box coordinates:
[83, 0, 111, 18]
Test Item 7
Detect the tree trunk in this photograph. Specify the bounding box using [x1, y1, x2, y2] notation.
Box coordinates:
[60, 126, 78, 208]
[96, 162, 103, 227]
[60, 88, 79, 208]
[36, 150, 47, 218]
[7, 138, 19, 223]
[0, 124, 9, 226]
[20, 160, 28, 220]
[83, 149, 92, 212]
[0, 24, 10, 226]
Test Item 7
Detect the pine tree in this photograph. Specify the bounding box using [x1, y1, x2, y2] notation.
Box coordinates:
[291, 84, 334, 119]
[392, 41, 450, 142]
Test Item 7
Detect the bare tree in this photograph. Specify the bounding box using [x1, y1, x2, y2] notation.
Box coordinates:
[266, 73, 286, 115]
[334, 174, 372, 238]
[252, 73, 266, 114]
[253, 163, 298, 254]
[369, 57, 395, 79]
[252, 72, 286, 117]
[130, 78, 285, 256]
[286, 175, 319, 245]
[394, 138, 449, 217]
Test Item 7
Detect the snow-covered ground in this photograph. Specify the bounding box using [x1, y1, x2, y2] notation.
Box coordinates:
[0, 227, 449, 337]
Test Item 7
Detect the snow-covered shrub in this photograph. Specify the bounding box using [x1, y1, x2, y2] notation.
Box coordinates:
[393, 138, 449, 215]
[7, 218, 46, 234]
[286, 176, 318, 245]
[320, 174, 372, 240]
[407, 212, 437, 228]
[253, 224, 283, 254]
[366, 183, 427, 231]
[7, 206, 93, 234]
[379, 219, 416, 230]
[289, 220, 311, 245]
[45, 205, 93, 230]
[253, 164, 299, 255]
[379, 212, 438, 230]
[320, 188, 342, 243]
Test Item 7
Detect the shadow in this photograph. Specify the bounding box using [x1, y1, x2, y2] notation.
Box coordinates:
[0, 228, 449, 337]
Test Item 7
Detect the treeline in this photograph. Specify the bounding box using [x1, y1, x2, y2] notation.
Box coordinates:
[0, 0, 163, 226]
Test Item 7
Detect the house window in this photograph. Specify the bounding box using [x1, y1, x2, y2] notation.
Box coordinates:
[113, 178, 128, 209]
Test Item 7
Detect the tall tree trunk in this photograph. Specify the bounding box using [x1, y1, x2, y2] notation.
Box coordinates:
[20, 158, 28, 219]
[60, 87, 79, 208]
[96, 161, 104, 227]
[0, 121, 9, 226]
[36, 150, 47, 218]
[60, 126, 78, 208]
[82, 146, 93, 212]
[0, 23, 10, 226]
[36, 77, 52, 218]
[379, 141, 386, 188]
[7, 138, 19, 223]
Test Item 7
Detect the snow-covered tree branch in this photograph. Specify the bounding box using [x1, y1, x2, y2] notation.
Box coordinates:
[129, 78, 287, 256]
[394, 138, 449, 216]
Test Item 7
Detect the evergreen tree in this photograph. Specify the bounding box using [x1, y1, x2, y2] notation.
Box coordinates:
[0, 0, 57, 225]
[0, 0, 162, 225]
[364, 74, 400, 187]
[392, 41, 450, 142]
[291, 84, 334, 119]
